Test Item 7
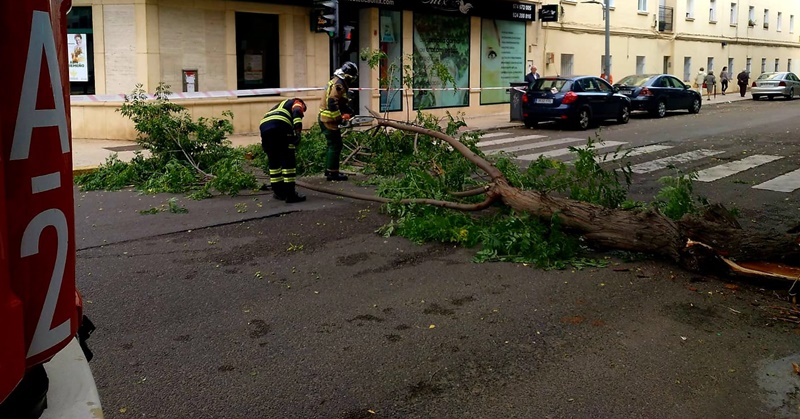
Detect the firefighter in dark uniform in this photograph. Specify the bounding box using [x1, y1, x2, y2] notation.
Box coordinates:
[259, 98, 307, 203]
[318, 61, 358, 181]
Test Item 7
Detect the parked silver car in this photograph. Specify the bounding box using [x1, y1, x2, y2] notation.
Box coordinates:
[751, 72, 800, 100]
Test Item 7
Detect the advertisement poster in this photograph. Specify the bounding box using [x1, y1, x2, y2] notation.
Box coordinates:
[413, 14, 470, 109]
[380, 10, 403, 112]
[67, 33, 88, 82]
[244, 54, 263, 83]
[480, 19, 526, 104]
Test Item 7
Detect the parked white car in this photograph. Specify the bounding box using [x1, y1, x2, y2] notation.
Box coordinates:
[751, 72, 800, 100]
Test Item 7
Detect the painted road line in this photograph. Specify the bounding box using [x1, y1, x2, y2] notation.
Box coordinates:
[695, 155, 784, 182]
[479, 132, 512, 139]
[479, 134, 547, 148]
[487, 137, 588, 155]
[753, 168, 800, 193]
[629, 149, 725, 174]
[517, 141, 628, 161]
[596, 145, 674, 162]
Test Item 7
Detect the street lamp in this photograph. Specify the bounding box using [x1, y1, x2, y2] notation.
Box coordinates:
[583, 0, 611, 83]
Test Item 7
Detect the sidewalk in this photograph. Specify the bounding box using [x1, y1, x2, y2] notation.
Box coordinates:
[71, 94, 751, 174]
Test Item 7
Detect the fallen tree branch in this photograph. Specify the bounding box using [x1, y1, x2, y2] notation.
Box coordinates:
[449, 186, 488, 198]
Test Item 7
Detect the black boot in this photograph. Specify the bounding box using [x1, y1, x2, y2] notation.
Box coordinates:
[283, 183, 306, 203]
[325, 170, 349, 181]
[272, 182, 286, 201]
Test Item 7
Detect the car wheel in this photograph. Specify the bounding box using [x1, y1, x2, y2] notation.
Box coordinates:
[650, 100, 667, 118]
[617, 103, 630, 124]
[688, 97, 701, 114]
[787, 89, 794, 100]
[574, 108, 591, 130]
[752, 95, 761, 100]
[523, 118, 538, 128]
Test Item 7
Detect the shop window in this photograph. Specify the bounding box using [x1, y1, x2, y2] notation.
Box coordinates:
[413, 13, 470, 109]
[67, 7, 95, 95]
[235, 13, 280, 91]
[480, 19, 525, 105]
[379, 10, 402, 112]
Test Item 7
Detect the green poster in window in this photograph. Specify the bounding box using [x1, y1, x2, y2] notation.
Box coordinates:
[480, 19, 525, 104]
[413, 14, 470, 109]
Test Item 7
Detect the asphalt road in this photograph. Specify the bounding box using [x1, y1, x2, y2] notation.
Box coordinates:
[75, 100, 800, 418]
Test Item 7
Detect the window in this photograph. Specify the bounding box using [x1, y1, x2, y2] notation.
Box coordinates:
[561, 54, 574, 76]
[730, 3, 737, 25]
[607, 0, 615, 8]
[686, 0, 695, 19]
[761, 58, 766, 73]
[636, 56, 646, 75]
[413, 14, 471, 109]
[775, 58, 780, 72]
[66, 7, 95, 95]
[380, 10, 402, 112]
[480, 19, 526, 105]
[789, 59, 793, 73]
[748, 6, 755, 25]
[746, 57, 752, 73]
[638, 0, 647, 13]
[683, 57, 692, 81]
[235, 13, 280, 91]
[709, 0, 717, 22]
[791, 15, 796, 33]
[764, 9, 769, 29]
[728, 58, 734, 73]
[777, 12, 782, 31]
[707, 57, 715, 71]
[596, 78, 613, 93]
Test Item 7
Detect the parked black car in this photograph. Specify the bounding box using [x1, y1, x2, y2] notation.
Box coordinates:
[613, 74, 702, 117]
[522, 76, 631, 130]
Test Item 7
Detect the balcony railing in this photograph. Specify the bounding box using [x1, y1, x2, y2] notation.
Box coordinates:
[659, 5, 674, 32]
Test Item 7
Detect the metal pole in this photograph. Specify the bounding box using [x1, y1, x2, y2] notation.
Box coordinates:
[604, 0, 610, 82]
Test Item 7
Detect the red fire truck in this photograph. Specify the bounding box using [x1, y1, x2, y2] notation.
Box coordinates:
[1, 0, 100, 417]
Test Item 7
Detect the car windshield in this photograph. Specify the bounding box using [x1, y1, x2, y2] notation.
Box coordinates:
[616, 75, 654, 87]
[757, 73, 783, 80]
[530, 78, 571, 92]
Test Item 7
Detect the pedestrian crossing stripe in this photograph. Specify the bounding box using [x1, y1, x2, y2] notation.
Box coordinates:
[478, 134, 546, 148]
[596, 145, 674, 162]
[695, 155, 784, 182]
[753, 168, 800, 193]
[485, 137, 587, 155]
[479, 132, 512, 139]
[518, 141, 628, 161]
[629, 149, 726, 174]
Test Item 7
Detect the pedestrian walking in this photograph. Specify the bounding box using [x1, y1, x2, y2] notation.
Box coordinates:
[704, 70, 717, 101]
[720, 66, 730, 95]
[318, 61, 358, 181]
[737, 69, 750, 97]
[259, 98, 308, 203]
[694, 67, 707, 95]
[525, 64, 540, 84]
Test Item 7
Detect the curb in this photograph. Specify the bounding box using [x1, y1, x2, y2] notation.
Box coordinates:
[73, 166, 99, 176]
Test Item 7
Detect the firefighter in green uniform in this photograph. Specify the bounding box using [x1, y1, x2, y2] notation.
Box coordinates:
[318, 61, 358, 181]
[259, 98, 307, 203]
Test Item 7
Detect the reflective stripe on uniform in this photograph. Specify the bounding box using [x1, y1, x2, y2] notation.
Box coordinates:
[260, 99, 292, 125]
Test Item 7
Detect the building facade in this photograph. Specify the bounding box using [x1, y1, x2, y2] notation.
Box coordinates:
[67, 0, 799, 140]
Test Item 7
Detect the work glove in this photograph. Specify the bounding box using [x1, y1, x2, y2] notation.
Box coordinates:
[288, 131, 301, 146]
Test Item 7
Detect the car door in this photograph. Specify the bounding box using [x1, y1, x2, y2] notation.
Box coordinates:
[666, 76, 690, 108]
[789, 73, 800, 94]
[576, 78, 606, 117]
[593, 77, 617, 118]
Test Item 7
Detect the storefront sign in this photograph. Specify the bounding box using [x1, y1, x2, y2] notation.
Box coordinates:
[480, 19, 526, 104]
[341, 0, 536, 21]
[67, 33, 88, 82]
[539, 4, 559, 22]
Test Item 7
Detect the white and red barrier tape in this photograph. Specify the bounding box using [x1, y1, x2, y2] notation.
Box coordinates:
[70, 86, 527, 103]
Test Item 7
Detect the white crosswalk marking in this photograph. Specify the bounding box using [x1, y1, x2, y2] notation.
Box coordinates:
[695, 155, 784, 182]
[518, 141, 628, 161]
[753, 168, 800, 193]
[488, 137, 587, 155]
[629, 149, 725, 174]
[479, 134, 546, 148]
[479, 132, 512, 139]
[596, 145, 674, 162]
